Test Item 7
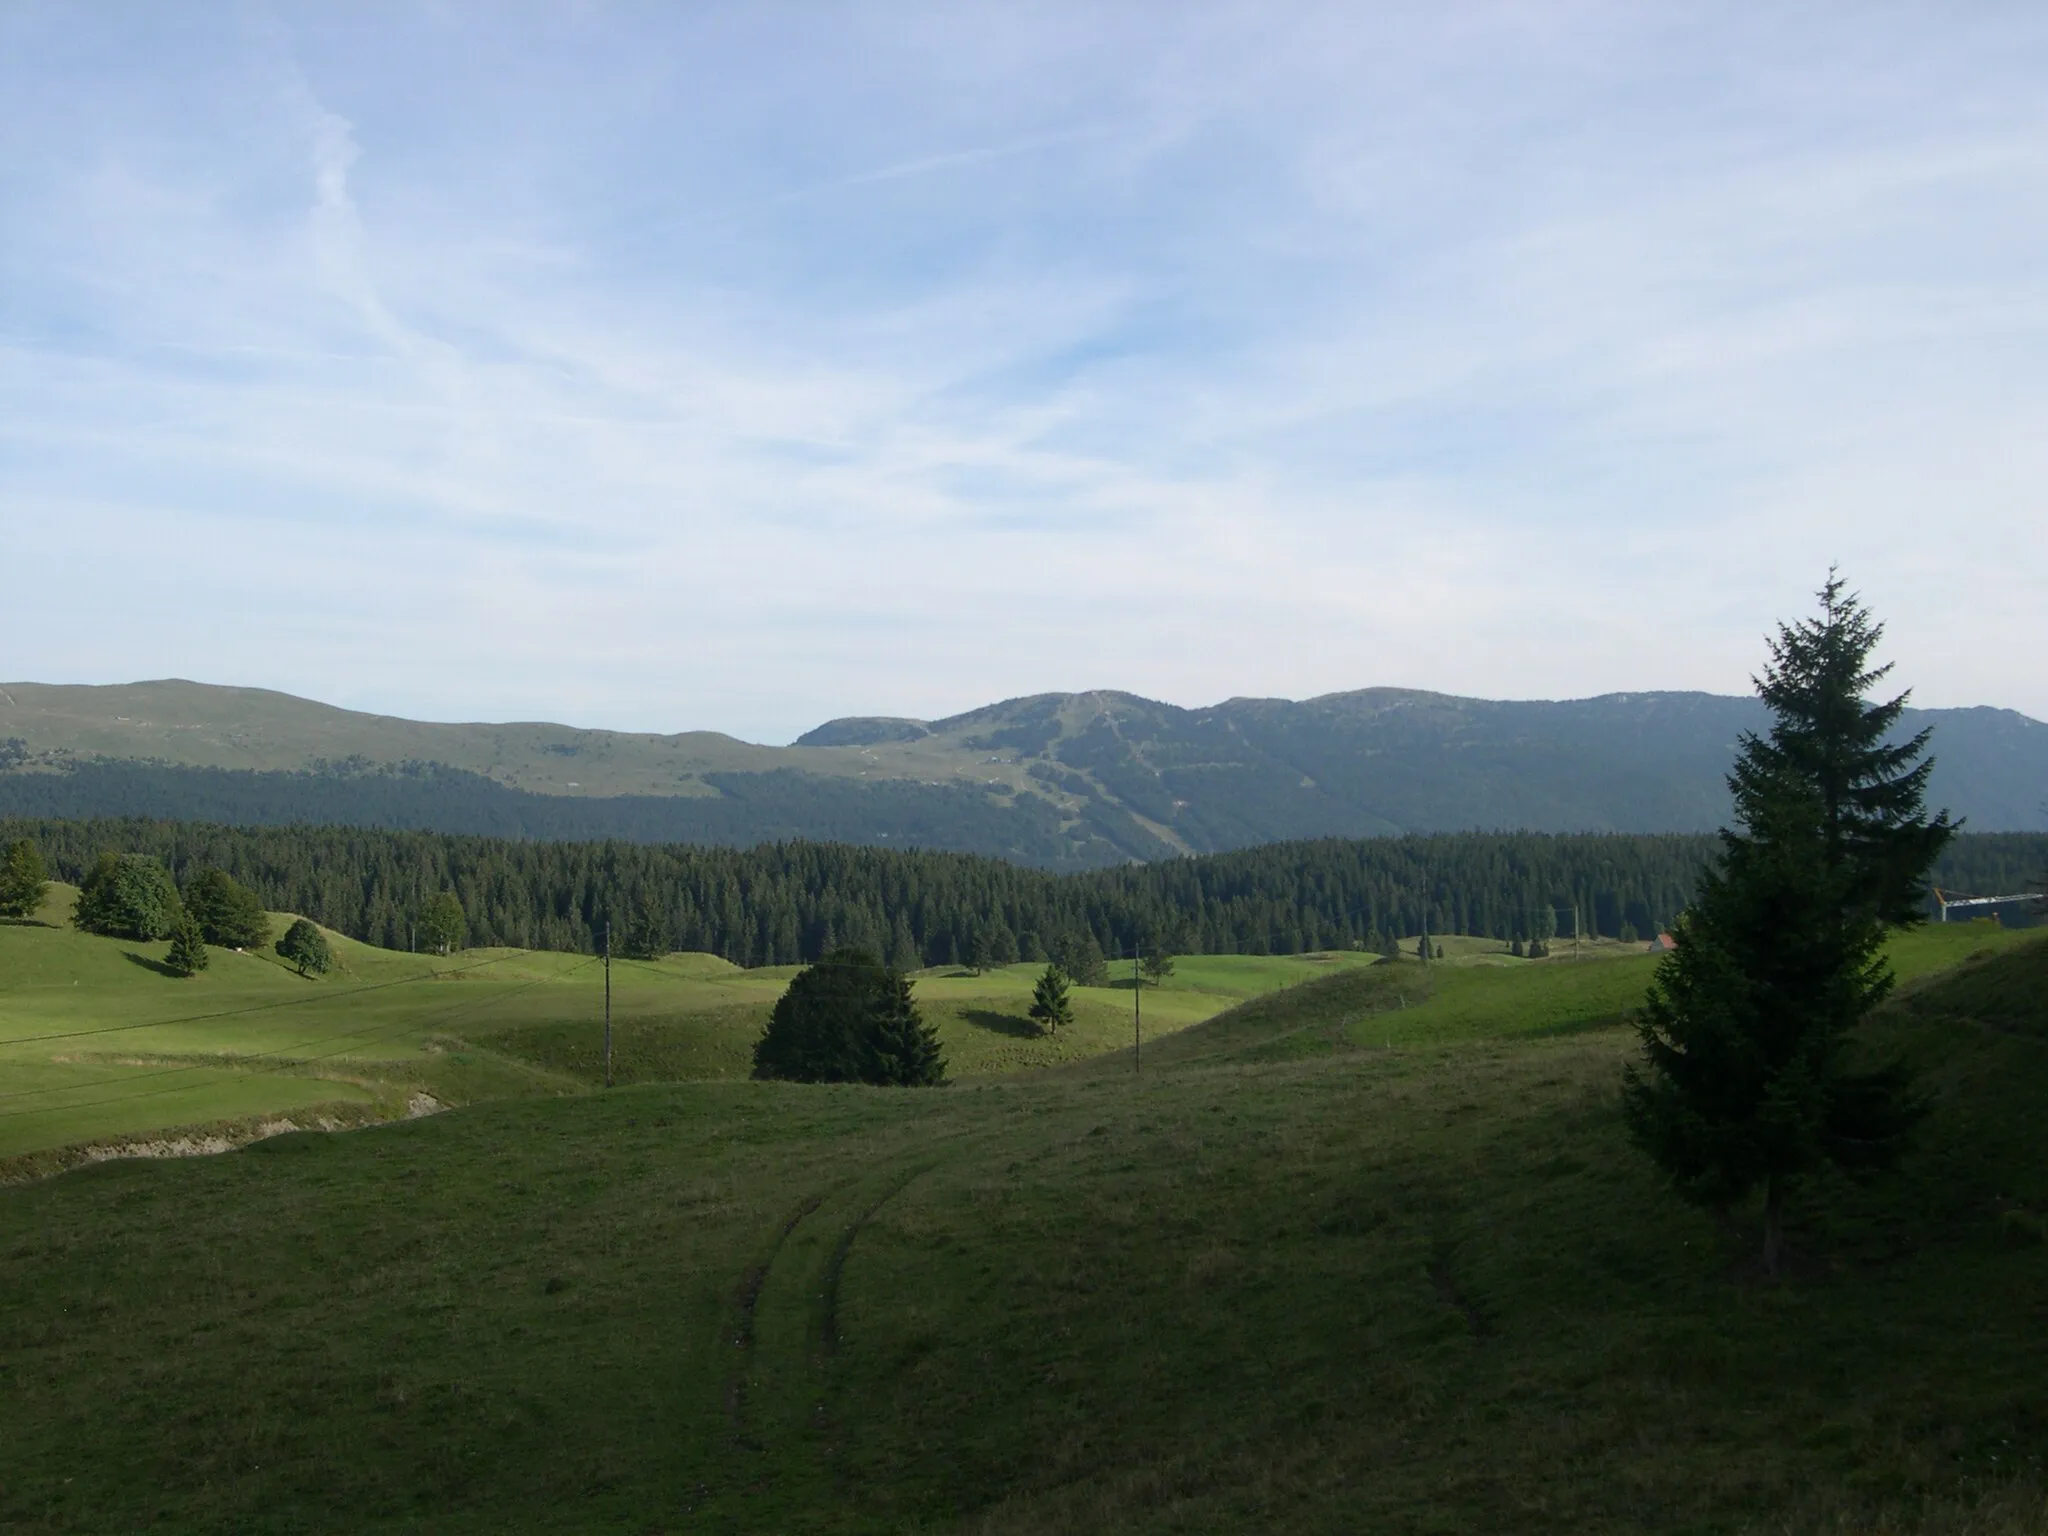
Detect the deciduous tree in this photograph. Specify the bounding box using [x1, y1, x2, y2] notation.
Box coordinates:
[1140, 939, 1176, 985]
[276, 917, 333, 977]
[418, 890, 467, 956]
[1049, 929, 1109, 987]
[73, 853, 182, 940]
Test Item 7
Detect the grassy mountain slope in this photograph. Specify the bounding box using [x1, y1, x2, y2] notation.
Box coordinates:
[3, 925, 2041, 1532]
[7, 681, 2045, 866]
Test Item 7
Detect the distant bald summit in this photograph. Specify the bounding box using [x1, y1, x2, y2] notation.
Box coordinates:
[4, 679, 2045, 867]
[793, 716, 935, 748]
[797, 686, 2048, 853]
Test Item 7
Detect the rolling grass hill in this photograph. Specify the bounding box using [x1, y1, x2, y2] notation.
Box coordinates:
[1, 921, 2041, 1532]
[8, 679, 2045, 865]
[0, 886, 1373, 1170]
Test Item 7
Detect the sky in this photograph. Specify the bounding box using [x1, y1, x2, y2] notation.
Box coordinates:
[3, 2, 2045, 743]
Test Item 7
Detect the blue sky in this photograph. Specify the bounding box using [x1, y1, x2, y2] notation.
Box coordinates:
[4, 2, 2045, 741]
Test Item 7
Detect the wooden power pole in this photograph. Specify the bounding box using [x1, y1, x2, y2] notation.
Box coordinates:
[603, 920, 614, 1090]
[1133, 944, 1142, 1077]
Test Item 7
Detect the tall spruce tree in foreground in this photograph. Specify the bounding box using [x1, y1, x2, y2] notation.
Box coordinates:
[1624, 574, 1954, 1275]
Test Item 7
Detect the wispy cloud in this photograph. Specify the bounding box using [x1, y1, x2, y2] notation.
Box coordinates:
[2, 3, 2045, 739]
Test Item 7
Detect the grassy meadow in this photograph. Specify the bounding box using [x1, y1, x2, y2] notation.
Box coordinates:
[1, 885, 1390, 1168]
[1, 905, 2042, 1532]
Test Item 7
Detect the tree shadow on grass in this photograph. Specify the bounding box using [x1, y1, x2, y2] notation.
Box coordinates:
[120, 949, 180, 978]
[962, 1009, 1043, 1039]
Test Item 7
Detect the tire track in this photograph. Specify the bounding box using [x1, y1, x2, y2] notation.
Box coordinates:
[715, 1120, 990, 1478]
[817, 1162, 935, 1355]
[727, 1190, 824, 1443]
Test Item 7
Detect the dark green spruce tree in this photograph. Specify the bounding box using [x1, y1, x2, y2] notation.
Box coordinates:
[753, 947, 945, 1086]
[164, 914, 210, 977]
[965, 923, 996, 975]
[183, 868, 271, 949]
[612, 904, 668, 961]
[0, 838, 49, 919]
[1624, 575, 1955, 1275]
[863, 969, 947, 1086]
[1028, 964, 1075, 1035]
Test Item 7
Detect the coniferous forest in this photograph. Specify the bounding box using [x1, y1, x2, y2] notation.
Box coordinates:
[6, 816, 2039, 969]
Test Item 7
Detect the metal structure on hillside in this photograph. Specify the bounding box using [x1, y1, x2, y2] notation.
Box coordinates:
[1931, 888, 2039, 923]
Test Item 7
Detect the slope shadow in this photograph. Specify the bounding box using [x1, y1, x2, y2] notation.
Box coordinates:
[962, 1009, 1042, 1039]
[120, 949, 180, 977]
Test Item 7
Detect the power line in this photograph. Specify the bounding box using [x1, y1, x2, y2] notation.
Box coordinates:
[1, 895, 1657, 1110]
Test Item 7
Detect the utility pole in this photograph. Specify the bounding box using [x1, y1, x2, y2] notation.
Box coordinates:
[603, 919, 613, 1090]
[1133, 943, 1142, 1078]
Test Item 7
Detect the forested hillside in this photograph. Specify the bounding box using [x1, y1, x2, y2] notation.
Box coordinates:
[6, 680, 2044, 866]
[0, 758, 1163, 869]
[8, 817, 2039, 969]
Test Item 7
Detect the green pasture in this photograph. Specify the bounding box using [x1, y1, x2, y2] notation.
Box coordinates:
[1, 919, 2043, 1532]
[2, 887, 1383, 1164]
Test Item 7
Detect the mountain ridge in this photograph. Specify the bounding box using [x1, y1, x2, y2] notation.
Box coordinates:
[4, 678, 2044, 867]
